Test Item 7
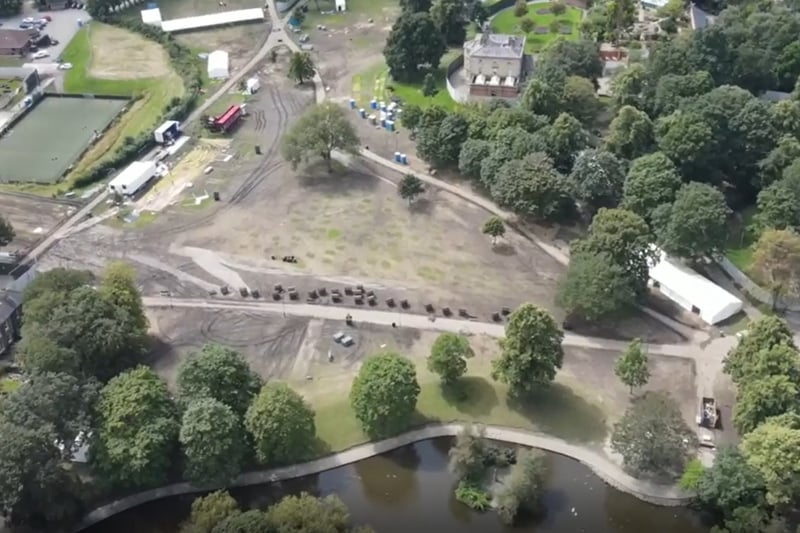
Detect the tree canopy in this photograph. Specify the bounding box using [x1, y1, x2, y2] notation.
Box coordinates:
[611, 391, 697, 477]
[288, 52, 315, 85]
[427, 332, 472, 384]
[180, 398, 246, 487]
[614, 339, 650, 394]
[495, 449, 547, 525]
[751, 229, 800, 309]
[176, 344, 262, 417]
[491, 304, 564, 396]
[383, 12, 446, 81]
[491, 152, 573, 221]
[93, 366, 180, 488]
[281, 102, 360, 172]
[741, 417, 800, 506]
[723, 316, 796, 384]
[557, 251, 637, 321]
[696, 446, 766, 520]
[179, 491, 241, 533]
[350, 352, 420, 438]
[245, 382, 316, 465]
[568, 149, 626, 211]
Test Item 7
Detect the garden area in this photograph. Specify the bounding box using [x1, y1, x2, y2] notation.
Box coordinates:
[725, 206, 759, 272]
[491, 0, 583, 52]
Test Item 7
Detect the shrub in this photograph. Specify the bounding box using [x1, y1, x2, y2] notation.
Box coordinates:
[550, 1, 566, 15]
[454, 481, 492, 511]
[520, 17, 535, 33]
[513, 0, 528, 17]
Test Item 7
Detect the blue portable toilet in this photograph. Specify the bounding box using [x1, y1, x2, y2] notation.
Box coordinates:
[394, 152, 401, 162]
[349, 98, 356, 109]
[380, 119, 386, 128]
[146, 2, 157, 7]
[401, 154, 408, 164]
[359, 108, 366, 119]
[370, 99, 377, 110]
[386, 120, 395, 132]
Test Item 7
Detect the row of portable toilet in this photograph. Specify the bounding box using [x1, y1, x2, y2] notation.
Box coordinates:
[353, 102, 396, 131]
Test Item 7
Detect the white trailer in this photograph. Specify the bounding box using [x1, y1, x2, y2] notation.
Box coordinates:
[154, 120, 181, 144]
[108, 160, 158, 197]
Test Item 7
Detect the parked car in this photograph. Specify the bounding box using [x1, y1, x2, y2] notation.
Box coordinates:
[22, 17, 34, 23]
[57, 62, 72, 70]
[32, 50, 49, 59]
[19, 22, 31, 29]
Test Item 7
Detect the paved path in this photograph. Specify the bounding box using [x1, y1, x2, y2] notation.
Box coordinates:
[75, 423, 689, 531]
[142, 296, 695, 357]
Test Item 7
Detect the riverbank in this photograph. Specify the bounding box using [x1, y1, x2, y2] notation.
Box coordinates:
[77, 422, 691, 531]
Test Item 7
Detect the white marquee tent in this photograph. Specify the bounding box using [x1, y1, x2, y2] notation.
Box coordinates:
[648, 249, 743, 325]
[207, 50, 229, 80]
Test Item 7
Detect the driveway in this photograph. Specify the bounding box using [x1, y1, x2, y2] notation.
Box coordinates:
[0, 4, 90, 64]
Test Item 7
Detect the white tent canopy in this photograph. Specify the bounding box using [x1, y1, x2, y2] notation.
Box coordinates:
[207, 50, 229, 80]
[648, 249, 743, 325]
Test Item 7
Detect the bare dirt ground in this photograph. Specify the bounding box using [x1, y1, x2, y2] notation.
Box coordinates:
[88, 24, 174, 79]
[0, 193, 76, 253]
[177, 23, 271, 73]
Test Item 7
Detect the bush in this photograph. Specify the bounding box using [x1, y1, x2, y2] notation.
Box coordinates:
[550, 1, 566, 15]
[72, 17, 203, 189]
[454, 481, 492, 511]
[520, 17, 535, 33]
[513, 0, 528, 17]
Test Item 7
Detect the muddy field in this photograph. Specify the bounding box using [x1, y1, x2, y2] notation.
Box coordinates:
[0, 193, 76, 253]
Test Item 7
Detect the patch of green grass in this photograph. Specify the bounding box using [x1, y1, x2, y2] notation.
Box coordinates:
[491, 5, 583, 52]
[0, 56, 23, 67]
[351, 52, 460, 111]
[108, 209, 158, 228]
[725, 206, 759, 273]
[312, 368, 608, 452]
[326, 228, 342, 239]
[0, 377, 21, 395]
[417, 266, 444, 281]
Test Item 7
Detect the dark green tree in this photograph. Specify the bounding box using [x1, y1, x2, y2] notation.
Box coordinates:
[696, 447, 766, 519]
[568, 149, 625, 211]
[614, 339, 650, 394]
[741, 417, 800, 506]
[605, 105, 654, 160]
[561, 76, 600, 124]
[557, 251, 637, 321]
[540, 112, 589, 172]
[0, 0, 23, 16]
[176, 344, 262, 417]
[723, 316, 796, 383]
[621, 152, 682, 222]
[491, 153, 573, 221]
[491, 304, 564, 396]
[611, 391, 697, 477]
[350, 352, 420, 438]
[520, 78, 561, 118]
[384, 12, 446, 81]
[0, 214, 14, 246]
[212, 510, 272, 533]
[537, 39, 603, 80]
[427, 333, 473, 384]
[458, 139, 493, 180]
[495, 449, 546, 525]
[245, 383, 316, 465]
[180, 398, 246, 487]
[430, 0, 467, 45]
[398, 174, 425, 204]
[421, 72, 438, 98]
[281, 102, 359, 172]
[265, 493, 352, 533]
[99, 261, 148, 335]
[655, 182, 731, 259]
[733, 375, 799, 435]
[93, 366, 180, 488]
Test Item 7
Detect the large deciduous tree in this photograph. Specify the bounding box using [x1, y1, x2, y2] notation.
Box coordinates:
[614, 339, 650, 394]
[0, 0, 22, 17]
[491, 152, 573, 221]
[350, 352, 420, 438]
[245, 383, 316, 465]
[430, 0, 468, 45]
[620, 152, 682, 222]
[732, 375, 799, 435]
[176, 344, 262, 417]
[99, 261, 148, 334]
[93, 366, 180, 488]
[561, 76, 600, 124]
[398, 174, 425, 205]
[0, 372, 98, 457]
[288, 52, 315, 85]
[211, 510, 272, 533]
[656, 111, 717, 181]
[0, 214, 15, 246]
[654, 182, 731, 260]
[696, 446, 766, 519]
[0, 420, 81, 528]
[756, 177, 800, 231]
[491, 304, 564, 396]
[723, 316, 797, 384]
[179, 491, 241, 533]
[265, 493, 351, 533]
[605, 105, 654, 160]
[180, 398, 246, 487]
[537, 39, 603, 81]
[540, 112, 589, 172]
[520, 78, 561, 118]
[611, 391, 697, 477]
[741, 417, 800, 506]
[751, 229, 800, 309]
[384, 12, 446, 82]
[481, 216, 505, 246]
[556, 251, 637, 321]
[572, 208, 655, 295]
[416, 113, 469, 168]
[281, 102, 359, 172]
[427, 332, 472, 385]
[458, 139, 493, 180]
[568, 149, 625, 211]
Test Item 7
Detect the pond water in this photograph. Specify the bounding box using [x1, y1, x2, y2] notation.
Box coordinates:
[84, 438, 709, 533]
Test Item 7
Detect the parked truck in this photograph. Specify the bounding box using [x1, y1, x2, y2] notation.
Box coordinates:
[698, 397, 718, 429]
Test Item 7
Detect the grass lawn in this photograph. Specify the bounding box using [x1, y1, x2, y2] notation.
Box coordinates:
[351, 50, 460, 112]
[20, 23, 185, 196]
[491, 4, 583, 52]
[0, 56, 23, 68]
[310, 359, 608, 453]
[725, 206, 759, 273]
[0, 377, 21, 395]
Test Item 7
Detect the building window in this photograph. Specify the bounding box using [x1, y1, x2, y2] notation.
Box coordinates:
[691, 305, 700, 315]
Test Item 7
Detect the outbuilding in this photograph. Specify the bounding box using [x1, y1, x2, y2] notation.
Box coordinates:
[648, 249, 743, 325]
[207, 50, 229, 80]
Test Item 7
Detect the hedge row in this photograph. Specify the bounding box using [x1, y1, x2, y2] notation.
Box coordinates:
[72, 17, 203, 189]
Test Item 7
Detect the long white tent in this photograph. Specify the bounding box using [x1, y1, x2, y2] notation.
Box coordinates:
[648, 249, 743, 325]
[160, 8, 265, 32]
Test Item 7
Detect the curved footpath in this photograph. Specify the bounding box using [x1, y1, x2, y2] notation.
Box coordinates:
[76, 423, 690, 531]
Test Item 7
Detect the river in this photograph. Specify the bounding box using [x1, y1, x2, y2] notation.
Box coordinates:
[83, 438, 709, 533]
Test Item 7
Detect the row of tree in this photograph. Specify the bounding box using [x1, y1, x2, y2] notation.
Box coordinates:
[179, 490, 373, 533]
[679, 316, 800, 532]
